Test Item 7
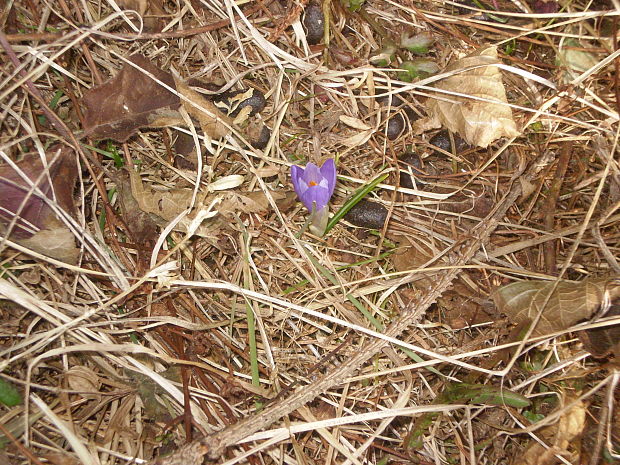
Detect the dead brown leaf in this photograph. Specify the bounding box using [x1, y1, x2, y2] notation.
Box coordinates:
[428, 46, 520, 148]
[219, 190, 286, 215]
[82, 54, 181, 142]
[65, 366, 102, 400]
[43, 452, 82, 465]
[103, 394, 139, 443]
[114, 171, 159, 243]
[0, 146, 79, 263]
[82, 55, 232, 142]
[492, 277, 620, 338]
[114, 170, 284, 242]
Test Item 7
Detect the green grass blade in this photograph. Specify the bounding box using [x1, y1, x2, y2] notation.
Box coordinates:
[242, 233, 261, 409]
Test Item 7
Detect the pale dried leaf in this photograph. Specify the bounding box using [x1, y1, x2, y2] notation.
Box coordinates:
[558, 39, 598, 72]
[492, 277, 620, 336]
[65, 366, 102, 399]
[19, 227, 80, 264]
[103, 395, 138, 443]
[43, 452, 82, 465]
[174, 78, 233, 139]
[517, 395, 585, 465]
[340, 129, 373, 148]
[219, 191, 285, 215]
[117, 0, 148, 15]
[339, 115, 372, 130]
[209, 175, 244, 191]
[127, 169, 198, 221]
[255, 165, 281, 178]
[428, 46, 520, 148]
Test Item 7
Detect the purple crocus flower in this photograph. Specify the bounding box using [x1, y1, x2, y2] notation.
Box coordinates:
[291, 159, 336, 212]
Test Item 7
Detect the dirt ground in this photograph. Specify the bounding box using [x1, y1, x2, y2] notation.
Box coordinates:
[0, 0, 619, 464]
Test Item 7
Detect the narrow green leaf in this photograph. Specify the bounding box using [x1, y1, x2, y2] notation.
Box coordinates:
[81, 143, 124, 168]
[49, 90, 64, 110]
[447, 382, 531, 408]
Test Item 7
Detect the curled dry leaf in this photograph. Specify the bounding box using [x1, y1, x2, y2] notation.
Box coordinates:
[0, 146, 79, 263]
[492, 277, 620, 345]
[114, 170, 159, 243]
[174, 78, 233, 139]
[517, 394, 585, 465]
[82, 54, 232, 142]
[428, 46, 520, 148]
[65, 366, 102, 400]
[218, 190, 287, 216]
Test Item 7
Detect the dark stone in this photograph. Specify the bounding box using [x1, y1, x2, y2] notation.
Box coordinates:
[398, 152, 423, 189]
[344, 200, 388, 229]
[303, 2, 324, 45]
[386, 113, 405, 140]
[214, 89, 266, 117]
[376, 93, 405, 108]
[249, 124, 271, 150]
[429, 130, 468, 154]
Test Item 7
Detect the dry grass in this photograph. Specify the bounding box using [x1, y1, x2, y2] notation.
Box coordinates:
[1, 0, 619, 464]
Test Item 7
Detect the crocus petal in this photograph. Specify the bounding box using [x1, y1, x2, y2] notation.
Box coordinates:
[302, 163, 322, 185]
[291, 165, 305, 198]
[319, 159, 337, 198]
[297, 178, 310, 196]
[300, 185, 331, 211]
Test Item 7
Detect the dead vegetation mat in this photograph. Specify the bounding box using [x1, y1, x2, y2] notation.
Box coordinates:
[1, 0, 619, 464]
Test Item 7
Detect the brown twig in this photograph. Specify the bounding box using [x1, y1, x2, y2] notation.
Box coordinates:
[587, 371, 614, 465]
[543, 141, 572, 275]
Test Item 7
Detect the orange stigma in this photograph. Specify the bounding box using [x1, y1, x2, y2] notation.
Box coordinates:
[308, 181, 318, 186]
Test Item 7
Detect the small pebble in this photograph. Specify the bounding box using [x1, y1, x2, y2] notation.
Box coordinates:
[386, 113, 405, 140]
[344, 200, 388, 229]
[376, 93, 405, 108]
[455, 0, 507, 22]
[398, 152, 423, 189]
[303, 2, 324, 45]
[248, 124, 271, 150]
[377, 92, 418, 125]
[429, 130, 467, 154]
